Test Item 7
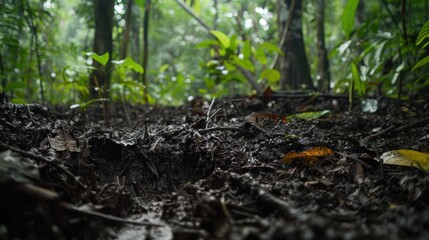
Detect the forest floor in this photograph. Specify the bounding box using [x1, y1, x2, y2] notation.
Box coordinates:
[1, 93, 429, 240]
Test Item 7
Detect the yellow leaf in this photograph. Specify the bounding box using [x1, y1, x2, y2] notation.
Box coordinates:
[282, 147, 335, 166]
[380, 149, 429, 171]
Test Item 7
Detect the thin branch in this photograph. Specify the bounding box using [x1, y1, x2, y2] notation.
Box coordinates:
[175, 0, 211, 31]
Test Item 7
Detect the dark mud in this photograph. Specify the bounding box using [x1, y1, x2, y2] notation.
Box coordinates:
[1, 95, 429, 239]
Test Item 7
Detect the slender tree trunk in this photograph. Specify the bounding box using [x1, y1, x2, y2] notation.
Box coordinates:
[130, 5, 141, 80]
[90, 0, 114, 98]
[316, 0, 330, 92]
[0, 52, 5, 93]
[142, 0, 151, 104]
[120, 0, 133, 59]
[24, 0, 44, 103]
[279, 0, 313, 90]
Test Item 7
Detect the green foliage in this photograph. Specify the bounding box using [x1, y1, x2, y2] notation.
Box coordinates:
[351, 61, 365, 96]
[111, 56, 146, 103]
[199, 30, 282, 97]
[416, 20, 429, 48]
[210, 30, 230, 48]
[341, 0, 360, 39]
[86, 52, 110, 66]
[1, 0, 428, 106]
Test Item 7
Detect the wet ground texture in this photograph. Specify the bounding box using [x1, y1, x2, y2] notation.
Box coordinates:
[1, 94, 429, 240]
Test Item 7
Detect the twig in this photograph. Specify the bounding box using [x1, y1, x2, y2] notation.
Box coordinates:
[175, 0, 211, 31]
[0, 142, 86, 189]
[340, 153, 374, 171]
[205, 98, 216, 128]
[198, 127, 252, 135]
[368, 116, 429, 140]
[61, 202, 163, 226]
[245, 121, 272, 138]
[12, 183, 162, 227]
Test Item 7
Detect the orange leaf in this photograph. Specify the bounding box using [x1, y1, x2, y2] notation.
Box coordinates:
[282, 147, 335, 166]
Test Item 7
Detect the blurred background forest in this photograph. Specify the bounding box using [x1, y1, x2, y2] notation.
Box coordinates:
[0, 0, 428, 106]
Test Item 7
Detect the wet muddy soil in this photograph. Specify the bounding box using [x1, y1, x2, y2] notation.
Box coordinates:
[1, 95, 429, 239]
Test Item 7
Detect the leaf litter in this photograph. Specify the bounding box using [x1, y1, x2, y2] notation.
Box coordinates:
[0, 95, 429, 239]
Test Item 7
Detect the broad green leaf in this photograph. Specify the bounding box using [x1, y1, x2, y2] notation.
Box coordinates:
[5, 81, 25, 91]
[230, 35, 238, 51]
[86, 52, 109, 66]
[242, 40, 251, 60]
[260, 69, 281, 84]
[195, 39, 218, 49]
[210, 30, 230, 48]
[416, 20, 429, 46]
[159, 64, 169, 72]
[352, 61, 365, 96]
[380, 149, 429, 172]
[256, 48, 267, 65]
[288, 110, 331, 120]
[341, 0, 359, 39]
[123, 57, 144, 73]
[260, 42, 284, 55]
[412, 56, 429, 71]
[233, 56, 254, 72]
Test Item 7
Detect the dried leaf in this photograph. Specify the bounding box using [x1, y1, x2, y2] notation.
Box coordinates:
[379, 149, 429, 172]
[288, 110, 331, 120]
[48, 131, 80, 152]
[282, 147, 335, 166]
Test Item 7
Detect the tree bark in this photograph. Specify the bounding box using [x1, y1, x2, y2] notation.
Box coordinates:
[279, 0, 313, 90]
[316, 0, 330, 92]
[142, 0, 151, 104]
[90, 0, 114, 98]
[120, 0, 133, 59]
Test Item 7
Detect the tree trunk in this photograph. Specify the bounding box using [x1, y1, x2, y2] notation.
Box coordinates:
[279, 0, 313, 90]
[90, 0, 114, 98]
[141, 0, 151, 104]
[316, 0, 330, 92]
[120, 0, 133, 59]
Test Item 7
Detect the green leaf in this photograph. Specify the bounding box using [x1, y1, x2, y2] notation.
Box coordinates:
[210, 30, 230, 48]
[351, 61, 365, 96]
[288, 110, 331, 120]
[86, 52, 109, 66]
[159, 64, 169, 72]
[242, 40, 251, 60]
[233, 56, 254, 72]
[416, 20, 429, 46]
[256, 47, 267, 65]
[412, 56, 429, 71]
[341, 0, 359, 39]
[195, 39, 218, 49]
[123, 57, 144, 73]
[260, 42, 284, 55]
[260, 69, 281, 84]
